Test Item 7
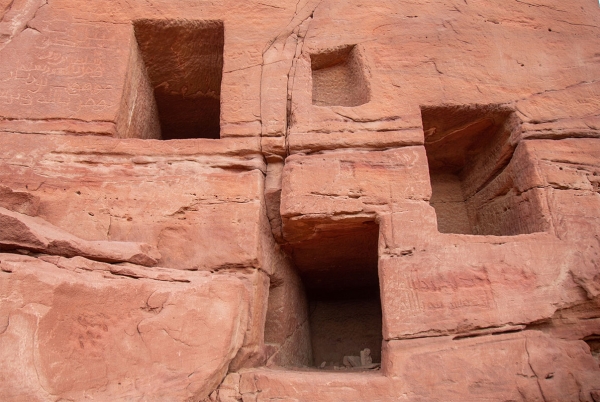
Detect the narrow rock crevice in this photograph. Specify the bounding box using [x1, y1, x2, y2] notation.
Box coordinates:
[524, 337, 549, 402]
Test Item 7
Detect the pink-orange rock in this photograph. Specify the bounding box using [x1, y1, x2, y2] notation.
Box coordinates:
[378, 233, 589, 339]
[383, 331, 600, 402]
[0, 184, 39, 215]
[0, 133, 267, 271]
[281, 147, 431, 220]
[263, 252, 312, 367]
[239, 368, 398, 402]
[0, 253, 251, 401]
[0, 206, 161, 266]
[1, 0, 600, 400]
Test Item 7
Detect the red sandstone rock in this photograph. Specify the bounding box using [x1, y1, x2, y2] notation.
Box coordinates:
[0, 133, 266, 271]
[0, 0, 599, 400]
[0, 253, 252, 401]
[383, 331, 600, 402]
[0, 206, 161, 266]
[0, 184, 39, 215]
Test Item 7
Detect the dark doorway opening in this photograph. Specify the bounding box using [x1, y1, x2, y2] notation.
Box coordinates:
[134, 20, 224, 140]
[289, 220, 382, 369]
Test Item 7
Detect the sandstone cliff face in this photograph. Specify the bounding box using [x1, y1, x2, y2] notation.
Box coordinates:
[0, 0, 599, 401]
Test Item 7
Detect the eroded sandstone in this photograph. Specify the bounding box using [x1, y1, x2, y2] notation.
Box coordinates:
[0, 0, 599, 400]
[0, 253, 251, 401]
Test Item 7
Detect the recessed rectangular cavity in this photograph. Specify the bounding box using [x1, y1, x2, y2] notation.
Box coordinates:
[311, 45, 370, 107]
[290, 220, 382, 369]
[422, 104, 546, 236]
[133, 20, 224, 140]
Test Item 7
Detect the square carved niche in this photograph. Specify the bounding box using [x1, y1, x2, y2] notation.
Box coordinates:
[422, 104, 547, 236]
[311, 45, 370, 107]
[133, 20, 224, 140]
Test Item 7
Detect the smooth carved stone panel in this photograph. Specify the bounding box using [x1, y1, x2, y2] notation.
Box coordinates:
[379, 235, 584, 340]
[134, 20, 224, 140]
[311, 45, 370, 107]
[280, 147, 432, 225]
[382, 332, 600, 401]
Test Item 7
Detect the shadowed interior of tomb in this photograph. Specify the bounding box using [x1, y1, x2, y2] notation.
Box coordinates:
[268, 220, 382, 369]
[290, 221, 380, 299]
[422, 105, 545, 236]
[311, 45, 370, 107]
[133, 20, 224, 140]
[585, 336, 600, 365]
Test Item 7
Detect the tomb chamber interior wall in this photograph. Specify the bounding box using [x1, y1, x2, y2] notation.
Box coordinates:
[133, 19, 224, 140]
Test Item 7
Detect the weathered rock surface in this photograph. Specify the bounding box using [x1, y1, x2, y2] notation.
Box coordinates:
[0, 184, 39, 215]
[0, 206, 161, 266]
[0, 133, 267, 271]
[0, 253, 252, 401]
[383, 331, 600, 402]
[0, 0, 599, 400]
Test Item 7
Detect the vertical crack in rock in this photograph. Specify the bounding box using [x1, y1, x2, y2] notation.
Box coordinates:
[524, 337, 548, 402]
[286, 2, 322, 141]
[285, 14, 314, 154]
[259, 0, 322, 241]
[259, 0, 323, 146]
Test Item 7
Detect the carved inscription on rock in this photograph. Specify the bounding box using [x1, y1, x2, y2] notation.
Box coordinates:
[382, 258, 498, 336]
[390, 268, 495, 313]
[0, 21, 130, 121]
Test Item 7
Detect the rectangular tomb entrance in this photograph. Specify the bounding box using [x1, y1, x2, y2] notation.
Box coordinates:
[133, 20, 224, 140]
[268, 219, 382, 370]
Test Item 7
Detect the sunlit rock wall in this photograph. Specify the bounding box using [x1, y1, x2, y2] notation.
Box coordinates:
[1, 0, 599, 401]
